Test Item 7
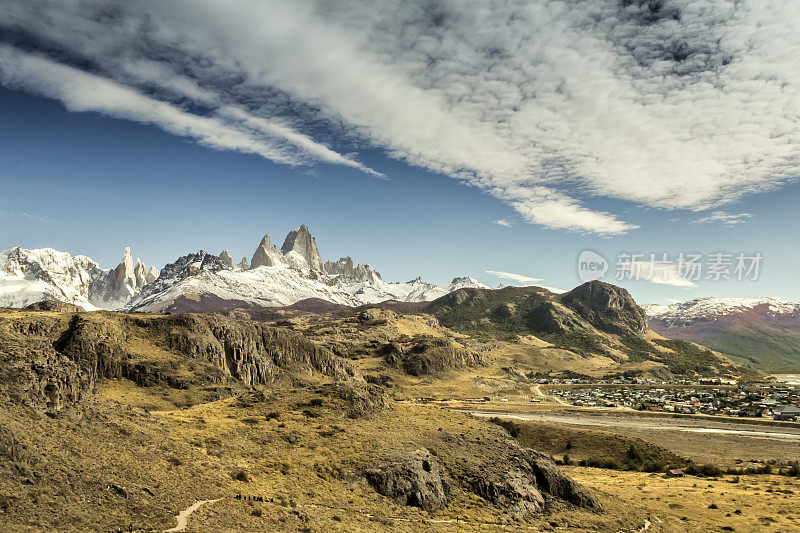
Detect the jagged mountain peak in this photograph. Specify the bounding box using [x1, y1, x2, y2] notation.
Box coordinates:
[219, 249, 236, 269]
[281, 225, 324, 271]
[250, 233, 283, 269]
[2, 229, 487, 314]
[324, 256, 383, 284]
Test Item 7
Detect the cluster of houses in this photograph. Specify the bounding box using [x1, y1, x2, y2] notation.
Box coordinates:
[557, 384, 800, 420]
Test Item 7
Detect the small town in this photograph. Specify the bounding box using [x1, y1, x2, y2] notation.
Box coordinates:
[551, 380, 800, 420]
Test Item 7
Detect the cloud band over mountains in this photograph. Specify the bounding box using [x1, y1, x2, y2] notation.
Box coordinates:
[2, 1, 799, 234]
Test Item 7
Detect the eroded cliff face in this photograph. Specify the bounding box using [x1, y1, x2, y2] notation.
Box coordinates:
[0, 309, 362, 413]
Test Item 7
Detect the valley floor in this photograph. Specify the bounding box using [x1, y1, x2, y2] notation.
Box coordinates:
[470, 409, 800, 468]
[2, 381, 799, 532]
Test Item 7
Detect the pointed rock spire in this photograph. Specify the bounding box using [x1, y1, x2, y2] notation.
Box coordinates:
[238, 257, 249, 270]
[281, 224, 324, 271]
[250, 234, 282, 269]
[219, 249, 235, 269]
[133, 259, 148, 288]
[112, 247, 136, 299]
[146, 265, 159, 284]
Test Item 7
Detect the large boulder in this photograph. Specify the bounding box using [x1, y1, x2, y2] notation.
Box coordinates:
[366, 448, 448, 511]
[329, 382, 390, 418]
[526, 450, 603, 511]
[388, 337, 484, 376]
[471, 468, 545, 520]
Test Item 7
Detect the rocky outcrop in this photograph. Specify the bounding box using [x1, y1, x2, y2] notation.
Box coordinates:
[250, 235, 283, 269]
[24, 300, 85, 313]
[324, 257, 382, 283]
[358, 308, 397, 325]
[0, 311, 363, 412]
[471, 467, 545, 519]
[281, 225, 324, 271]
[0, 314, 91, 412]
[560, 281, 647, 334]
[328, 382, 390, 418]
[384, 337, 485, 376]
[364, 440, 602, 519]
[237, 257, 249, 270]
[166, 314, 362, 386]
[525, 450, 602, 511]
[462, 445, 602, 519]
[366, 448, 448, 511]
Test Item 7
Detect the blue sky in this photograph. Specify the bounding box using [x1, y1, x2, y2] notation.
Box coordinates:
[2, 1, 800, 305]
[2, 86, 798, 304]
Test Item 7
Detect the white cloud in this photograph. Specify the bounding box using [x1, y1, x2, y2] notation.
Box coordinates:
[0, 45, 380, 176]
[486, 270, 543, 284]
[493, 219, 512, 227]
[617, 260, 697, 288]
[20, 212, 49, 223]
[692, 211, 753, 226]
[2, 1, 800, 234]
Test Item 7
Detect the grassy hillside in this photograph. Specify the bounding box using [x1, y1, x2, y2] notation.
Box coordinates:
[488, 417, 690, 472]
[690, 329, 800, 372]
[423, 283, 742, 378]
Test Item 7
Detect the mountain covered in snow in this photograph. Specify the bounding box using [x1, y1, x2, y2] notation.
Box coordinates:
[0, 246, 158, 311]
[1, 225, 487, 313]
[644, 297, 800, 372]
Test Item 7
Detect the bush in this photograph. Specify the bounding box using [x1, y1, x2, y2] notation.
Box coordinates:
[627, 444, 645, 464]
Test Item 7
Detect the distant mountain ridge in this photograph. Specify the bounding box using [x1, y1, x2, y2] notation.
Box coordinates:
[421, 282, 743, 378]
[0, 225, 487, 312]
[644, 297, 800, 372]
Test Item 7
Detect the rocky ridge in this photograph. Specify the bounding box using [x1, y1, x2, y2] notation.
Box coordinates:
[0, 310, 362, 413]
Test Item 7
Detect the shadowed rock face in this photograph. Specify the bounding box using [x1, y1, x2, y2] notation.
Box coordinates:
[464, 445, 603, 519]
[560, 281, 647, 334]
[0, 311, 362, 413]
[24, 300, 85, 313]
[250, 235, 282, 269]
[471, 467, 545, 519]
[525, 449, 603, 511]
[383, 337, 485, 376]
[366, 448, 448, 511]
[366, 440, 603, 519]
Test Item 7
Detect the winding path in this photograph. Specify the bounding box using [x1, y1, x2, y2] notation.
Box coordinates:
[164, 498, 221, 532]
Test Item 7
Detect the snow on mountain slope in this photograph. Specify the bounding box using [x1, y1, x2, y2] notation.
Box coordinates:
[643, 297, 800, 326]
[644, 297, 800, 371]
[3, 226, 488, 313]
[126, 249, 488, 313]
[124, 226, 489, 312]
[0, 246, 157, 310]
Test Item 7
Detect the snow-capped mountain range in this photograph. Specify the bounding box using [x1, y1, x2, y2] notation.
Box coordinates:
[643, 297, 800, 327]
[1, 225, 487, 312]
[644, 297, 800, 371]
[0, 246, 158, 311]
